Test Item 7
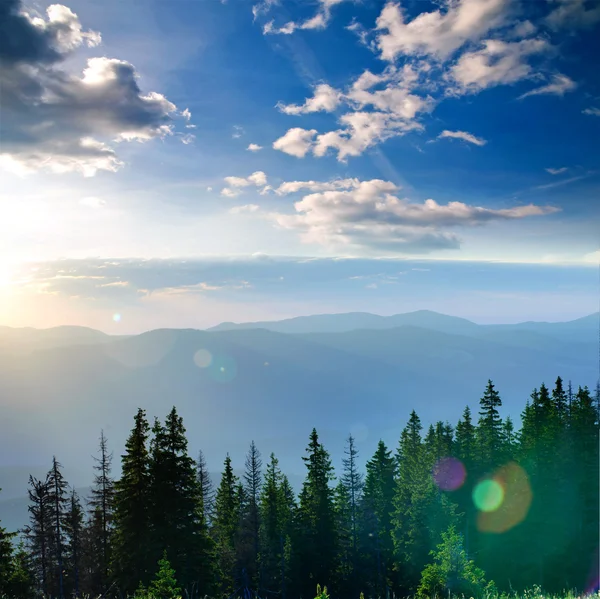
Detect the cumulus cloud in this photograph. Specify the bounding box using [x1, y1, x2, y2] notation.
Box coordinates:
[518, 73, 577, 99]
[0, 0, 181, 176]
[273, 65, 434, 161]
[437, 130, 487, 146]
[221, 171, 269, 197]
[447, 38, 550, 94]
[545, 0, 600, 30]
[272, 128, 317, 158]
[374, 0, 510, 61]
[277, 84, 342, 115]
[546, 167, 568, 175]
[247, 143, 263, 152]
[269, 178, 559, 252]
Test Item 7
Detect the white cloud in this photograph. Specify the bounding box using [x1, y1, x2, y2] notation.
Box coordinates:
[270, 178, 560, 252]
[275, 179, 361, 195]
[545, 167, 568, 175]
[273, 128, 317, 158]
[232, 125, 245, 138]
[437, 130, 487, 146]
[229, 204, 261, 214]
[221, 188, 242, 198]
[248, 171, 268, 186]
[261, 0, 351, 34]
[583, 107, 600, 117]
[207, 186, 213, 192]
[221, 171, 268, 197]
[546, 0, 600, 30]
[181, 108, 192, 121]
[518, 74, 577, 99]
[247, 143, 263, 152]
[180, 133, 196, 145]
[0, 1, 180, 177]
[447, 38, 550, 94]
[278, 84, 342, 115]
[79, 196, 107, 208]
[374, 0, 510, 61]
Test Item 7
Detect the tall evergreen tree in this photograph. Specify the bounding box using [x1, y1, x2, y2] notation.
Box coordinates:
[241, 440, 262, 588]
[63, 488, 84, 597]
[214, 454, 241, 594]
[147, 407, 215, 594]
[112, 408, 151, 592]
[47, 457, 69, 599]
[197, 449, 215, 526]
[88, 430, 115, 591]
[24, 475, 52, 596]
[297, 429, 338, 597]
[476, 380, 503, 472]
[341, 433, 363, 585]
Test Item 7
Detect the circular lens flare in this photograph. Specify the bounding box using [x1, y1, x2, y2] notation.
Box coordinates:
[193, 349, 212, 368]
[112, 313, 121, 323]
[473, 479, 504, 512]
[433, 457, 466, 491]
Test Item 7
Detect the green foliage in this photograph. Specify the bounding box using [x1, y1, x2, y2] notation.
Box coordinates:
[314, 583, 330, 599]
[146, 551, 182, 599]
[418, 526, 494, 599]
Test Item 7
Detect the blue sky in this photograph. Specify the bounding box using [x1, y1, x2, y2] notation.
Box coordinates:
[1, 0, 599, 329]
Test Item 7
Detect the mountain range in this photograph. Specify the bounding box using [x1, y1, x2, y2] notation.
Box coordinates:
[0, 310, 597, 534]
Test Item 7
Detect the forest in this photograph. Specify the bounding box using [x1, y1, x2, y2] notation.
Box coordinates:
[0, 377, 598, 599]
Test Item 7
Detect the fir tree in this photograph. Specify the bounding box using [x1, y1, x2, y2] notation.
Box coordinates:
[197, 449, 215, 526]
[47, 456, 69, 599]
[63, 488, 84, 597]
[88, 430, 115, 590]
[297, 429, 338, 597]
[476, 380, 503, 472]
[242, 440, 262, 588]
[112, 408, 151, 592]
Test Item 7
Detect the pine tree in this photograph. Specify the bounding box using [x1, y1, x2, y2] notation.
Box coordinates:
[214, 454, 240, 594]
[63, 488, 84, 597]
[147, 407, 215, 594]
[341, 433, 363, 585]
[88, 430, 115, 591]
[112, 408, 151, 592]
[24, 475, 52, 596]
[146, 551, 181, 599]
[476, 381, 503, 472]
[197, 449, 215, 526]
[297, 428, 338, 597]
[47, 456, 69, 599]
[259, 453, 284, 593]
[361, 440, 396, 597]
[242, 440, 262, 588]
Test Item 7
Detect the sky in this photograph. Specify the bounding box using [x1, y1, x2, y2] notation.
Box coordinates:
[1, 0, 599, 331]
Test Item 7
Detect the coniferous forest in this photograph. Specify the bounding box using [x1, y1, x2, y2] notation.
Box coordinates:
[0, 377, 598, 599]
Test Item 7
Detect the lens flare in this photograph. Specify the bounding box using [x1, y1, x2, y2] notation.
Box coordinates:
[433, 457, 466, 491]
[193, 349, 212, 368]
[473, 479, 504, 512]
[112, 313, 121, 323]
[476, 462, 533, 533]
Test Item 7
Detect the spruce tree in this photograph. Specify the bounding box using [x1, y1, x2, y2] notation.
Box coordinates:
[242, 440, 262, 588]
[361, 440, 396, 597]
[197, 449, 215, 526]
[0, 487, 17, 596]
[214, 454, 240, 594]
[476, 380, 503, 472]
[24, 475, 52, 596]
[112, 408, 151, 592]
[47, 456, 69, 599]
[297, 428, 338, 597]
[147, 407, 215, 594]
[63, 488, 84, 597]
[88, 430, 115, 591]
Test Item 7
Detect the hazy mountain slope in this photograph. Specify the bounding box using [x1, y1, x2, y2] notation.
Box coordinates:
[208, 310, 481, 336]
